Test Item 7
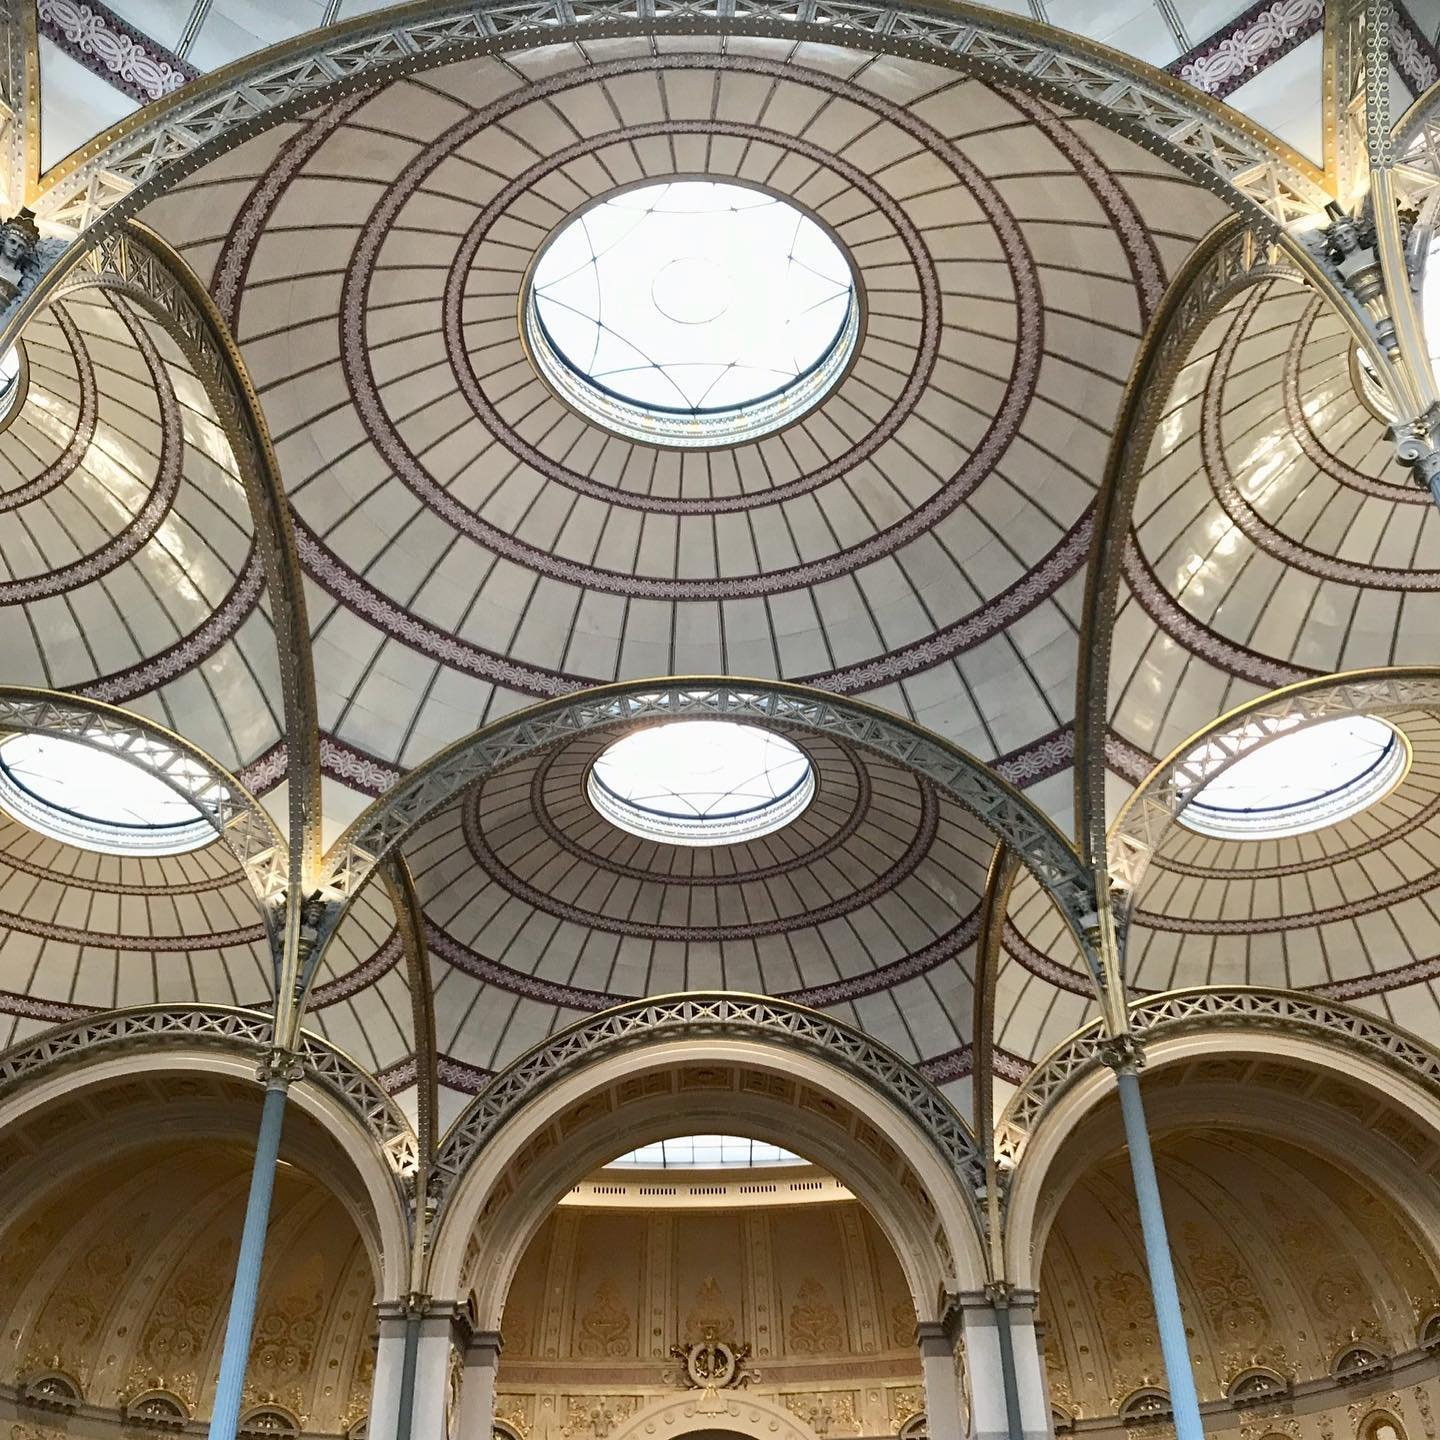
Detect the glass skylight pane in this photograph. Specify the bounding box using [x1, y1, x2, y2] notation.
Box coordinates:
[1179, 714, 1405, 839]
[526, 180, 858, 447]
[588, 721, 814, 847]
[605, 1135, 807, 1169]
[0, 734, 218, 856]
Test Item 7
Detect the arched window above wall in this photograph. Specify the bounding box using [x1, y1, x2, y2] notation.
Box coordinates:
[1358, 1411, 1409, 1440]
[122, 1391, 189, 1431]
[1331, 1343, 1390, 1383]
[1420, 1311, 1440, 1351]
[19, 1370, 83, 1414]
[1226, 1367, 1291, 1407]
[897, 1415, 928, 1439]
[237, 1406, 301, 1439]
[1119, 1388, 1173, 1427]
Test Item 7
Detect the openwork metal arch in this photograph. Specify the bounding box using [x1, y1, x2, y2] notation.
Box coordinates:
[1107, 669, 1440, 939]
[0, 687, 287, 913]
[46, 222, 324, 881]
[10, 0, 1329, 289]
[317, 679, 1101, 967]
[429, 991, 985, 1208]
[993, 985, 1440, 1166]
[0, 1003, 419, 1185]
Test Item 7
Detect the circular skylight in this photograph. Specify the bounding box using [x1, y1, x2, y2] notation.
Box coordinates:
[525, 180, 859, 447]
[0, 733, 219, 855]
[606, 1136, 806, 1169]
[588, 721, 814, 847]
[0, 344, 23, 427]
[1178, 714, 1406, 840]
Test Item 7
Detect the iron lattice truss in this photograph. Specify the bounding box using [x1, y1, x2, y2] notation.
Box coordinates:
[1107, 671, 1440, 937]
[993, 986, 1440, 1166]
[0, 689, 287, 908]
[320, 681, 1099, 956]
[429, 991, 986, 1209]
[29, 0, 1328, 242]
[0, 1004, 419, 1183]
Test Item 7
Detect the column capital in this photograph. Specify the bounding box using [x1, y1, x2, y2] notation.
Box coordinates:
[255, 1049, 303, 1088]
[1097, 1032, 1145, 1075]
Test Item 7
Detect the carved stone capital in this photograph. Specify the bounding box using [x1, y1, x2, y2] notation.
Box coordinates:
[1096, 1032, 1146, 1075]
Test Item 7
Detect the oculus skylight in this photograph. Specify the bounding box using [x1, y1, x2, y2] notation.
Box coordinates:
[525, 181, 858, 447]
[587, 720, 814, 847]
[0, 733, 219, 855]
[1178, 714, 1406, 840]
[0, 344, 22, 426]
[605, 1136, 806, 1169]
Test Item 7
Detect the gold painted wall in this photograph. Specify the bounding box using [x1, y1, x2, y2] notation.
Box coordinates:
[494, 1199, 924, 1438]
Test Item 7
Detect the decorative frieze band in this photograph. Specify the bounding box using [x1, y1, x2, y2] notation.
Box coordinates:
[38, 0, 197, 106]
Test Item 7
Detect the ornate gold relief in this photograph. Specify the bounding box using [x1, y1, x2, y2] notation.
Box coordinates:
[783, 1391, 860, 1435]
[494, 1395, 532, 1438]
[684, 1277, 734, 1343]
[575, 1280, 630, 1359]
[560, 1395, 634, 1438]
[790, 1277, 845, 1353]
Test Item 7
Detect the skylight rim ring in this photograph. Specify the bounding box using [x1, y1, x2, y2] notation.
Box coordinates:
[0, 339, 29, 436]
[587, 755, 814, 823]
[518, 174, 867, 451]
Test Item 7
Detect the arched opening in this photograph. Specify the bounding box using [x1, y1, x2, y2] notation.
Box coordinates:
[1025, 1051, 1440, 1436]
[0, 1070, 396, 1439]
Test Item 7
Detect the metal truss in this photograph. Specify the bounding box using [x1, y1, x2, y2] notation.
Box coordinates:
[0, 688, 287, 909]
[429, 991, 985, 1210]
[0, 1004, 418, 1182]
[1107, 669, 1440, 930]
[319, 680, 1099, 959]
[994, 985, 1440, 1165]
[28, 0, 1328, 242]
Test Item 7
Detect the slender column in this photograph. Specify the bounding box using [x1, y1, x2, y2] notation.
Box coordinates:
[917, 1320, 965, 1440]
[456, 1331, 502, 1440]
[208, 1075, 291, 1440]
[1109, 1052, 1203, 1440]
[367, 1303, 411, 1440]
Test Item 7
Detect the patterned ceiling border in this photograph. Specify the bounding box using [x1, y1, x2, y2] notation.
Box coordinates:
[0, 1003, 418, 1182]
[994, 984, 1440, 1166]
[1107, 668, 1440, 948]
[4, 0, 1332, 347]
[1169, 0, 1323, 100]
[0, 686, 286, 913]
[428, 991, 985, 1208]
[318, 679, 1102, 976]
[37, 0, 197, 106]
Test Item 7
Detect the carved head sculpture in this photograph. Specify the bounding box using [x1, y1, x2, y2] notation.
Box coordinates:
[0, 208, 39, 266]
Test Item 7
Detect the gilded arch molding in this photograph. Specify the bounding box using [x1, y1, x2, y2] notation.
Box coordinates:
[0, 687, 287, 915]
[38, 222, 324, 875]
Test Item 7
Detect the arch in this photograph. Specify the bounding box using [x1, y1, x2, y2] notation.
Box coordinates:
[1106, 669, 1440, 935]
[0, 1006, 414, 1293]
[23, 2, 1325, 250]
[0, 687, 286, 911]
[320, 679, 1098, 965]
[425, 1000, 989, 1320]
[606, 1390, 821, 1440]
[1000, 989, 1440, 1285]
[41, 222, 322, 873]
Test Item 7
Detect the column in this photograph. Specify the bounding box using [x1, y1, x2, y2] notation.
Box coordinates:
[1109, 1050, 1204, 1440]
[208, 1073, 292, 1440]
[917, 1319, 965, 1440]
[456, 1331, 502, 1440]
[409, 1304, 464, 1440]
[367, 1302, 413, 1440]
[959, 1293, 1051, 1440]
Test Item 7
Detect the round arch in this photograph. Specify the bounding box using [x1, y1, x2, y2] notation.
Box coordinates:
[1000, 998, 1440, 1287]
[606, 1390, 823, 1440]
[0, 1010, 414, 1294]
[426, 1004, 989, 1321]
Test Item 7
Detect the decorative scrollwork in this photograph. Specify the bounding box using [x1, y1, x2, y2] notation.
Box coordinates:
[26, 0, 1328, 245]
[995, 985, 1440, 1165]
[0, 1004, 418, 1182]
[429, 992, 985, 1210]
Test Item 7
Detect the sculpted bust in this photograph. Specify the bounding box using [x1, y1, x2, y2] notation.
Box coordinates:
[0, 208, 40, 304]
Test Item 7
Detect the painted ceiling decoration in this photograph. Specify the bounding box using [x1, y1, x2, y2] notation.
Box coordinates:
[0, 0, 1439, 1244]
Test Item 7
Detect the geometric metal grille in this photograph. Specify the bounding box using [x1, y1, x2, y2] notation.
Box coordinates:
[993, 984, 1440, 1167]
[319, 679, 1101, 965]
[429, 991, 987, 1215]
[0, 1003, 419, 1184]
[26, 1, 1328, 246]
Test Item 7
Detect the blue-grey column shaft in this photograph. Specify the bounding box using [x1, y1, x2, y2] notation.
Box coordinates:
[1116, 1068, 1204, 1440]
[208, 1079, 289, 1440]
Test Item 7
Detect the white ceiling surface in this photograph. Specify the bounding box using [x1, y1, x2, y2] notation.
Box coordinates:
[136, 41, 1224, 828]
[0, 291, 285, 778]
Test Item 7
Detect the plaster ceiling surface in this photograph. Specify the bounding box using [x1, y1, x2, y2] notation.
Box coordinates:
[133, 40, 1226, 823]
[1108, 279, 1440, 779]
[0, 288, 284, 777]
